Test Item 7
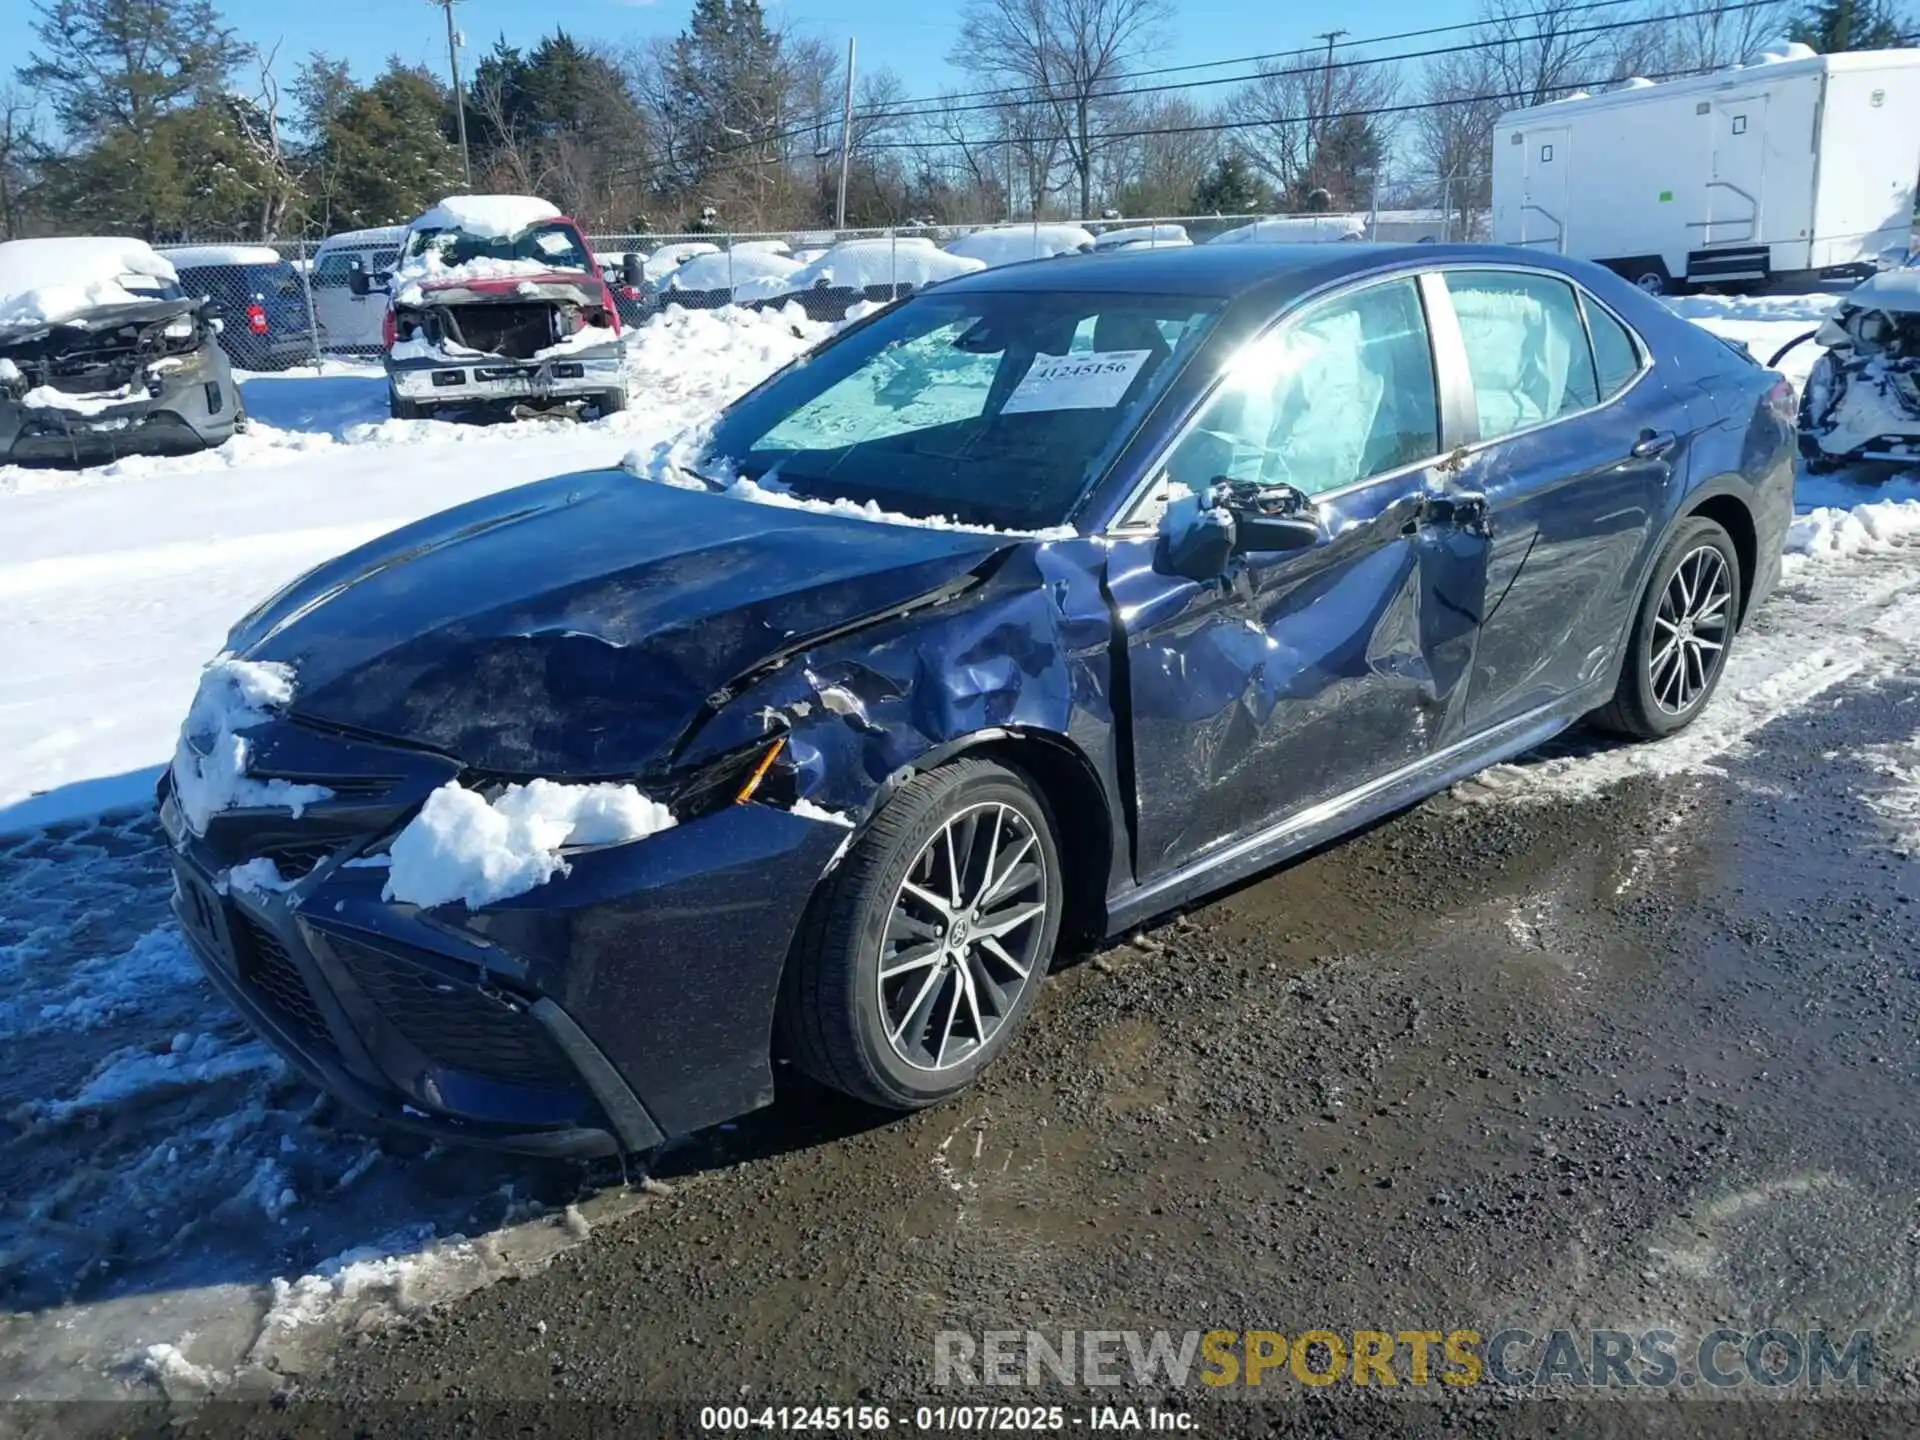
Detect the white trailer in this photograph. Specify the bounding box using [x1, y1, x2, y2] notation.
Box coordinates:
[1492, 46, 1920, 294]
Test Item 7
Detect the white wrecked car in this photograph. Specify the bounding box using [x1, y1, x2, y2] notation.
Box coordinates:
[1792, 268, 1920, 471]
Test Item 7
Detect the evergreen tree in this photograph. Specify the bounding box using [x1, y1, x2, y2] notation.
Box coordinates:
[1190, 154, 1275, 215]
[665, 0, 785, 195]
[322, 62, 463, 228]
[1791, 0, 1910, 50]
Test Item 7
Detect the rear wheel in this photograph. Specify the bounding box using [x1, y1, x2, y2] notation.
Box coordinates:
[780, 758, 1062, 1110]
[594, 387, 628, 416]
[1592, 516, 1741, 739]
[388, 390, 424, 421]
[1631, 268, 1671, 296]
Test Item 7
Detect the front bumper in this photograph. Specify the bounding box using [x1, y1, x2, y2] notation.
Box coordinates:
[162, 720, 847, 1155]
[388, 347, 625, 406]
[0, 351, 241, 463]
[1799, 351, 1920, 463]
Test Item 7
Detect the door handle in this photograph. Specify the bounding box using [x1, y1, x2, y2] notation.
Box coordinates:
[1630, 428, 1677, 459]
[1413, 491, 1490, 532]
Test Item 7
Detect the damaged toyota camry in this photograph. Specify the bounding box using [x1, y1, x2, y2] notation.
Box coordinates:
[163, 243, 1794, 1157]
[0, 237, 241, 464]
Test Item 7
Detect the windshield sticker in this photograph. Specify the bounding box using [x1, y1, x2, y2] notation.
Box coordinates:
[534, 231, 571, 257]
[1001, 349, 1151, 413]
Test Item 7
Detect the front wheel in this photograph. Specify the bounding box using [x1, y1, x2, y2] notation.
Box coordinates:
[388, 390, 424, 421]
[779, 758, 1063, 1110]
[593, 387, 628, 416]
[1592, 516, 1741, 739]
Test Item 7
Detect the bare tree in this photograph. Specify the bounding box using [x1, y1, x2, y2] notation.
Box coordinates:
[951, 0, 1171, 218]
[1478, 0, 1652, 108]
[1653, 0, 1797, 72]
[1228, 50, 1397, 206]
[1411, 48, 1503, 238]
[0, 86, 38, 238]
[238, 43, 303, 237]
[1100, 95, 1220, 215]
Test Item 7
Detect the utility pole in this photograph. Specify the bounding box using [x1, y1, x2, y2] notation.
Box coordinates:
[835, 36, 857, 230]
[1311, 29, 1347, 158]
[431, 0, 472, 188]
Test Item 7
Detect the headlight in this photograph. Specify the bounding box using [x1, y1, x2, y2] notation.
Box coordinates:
[162, 316, 195, 340]
[663, 735, 792, 823]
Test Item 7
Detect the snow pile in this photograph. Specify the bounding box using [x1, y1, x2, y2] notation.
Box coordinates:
[383, 778, 678, 910]
[781, 238, 984, 293]
[667, 248, 802, 293]
[1092, 224, 1191, 250]
[0, 237, 179, 328]
[170, 656, 331, 834]
[644, 241, 721, 282]
[1785, 497, 1920, 567]
[623, 427, 1071, 539]
[1756, 39, 1818, 64]
[29, 1032, 283, 1125]
[1860, 732, 1920, 857]
[227, 856, 297, 894]
[160, 244, 285, 269]
[625, 301, 834, 398]
[19, 384, 145, 415]
[409, 195, 560, 239]
[944, 225, 1094, 267]
[6, 926, 200, 1037]
[1209, 215, 1367, 245]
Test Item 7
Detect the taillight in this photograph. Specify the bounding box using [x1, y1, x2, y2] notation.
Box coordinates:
[381, 307, 396, 349]
[1767, 375, 1796, 420]
[247, 302, 269, 335]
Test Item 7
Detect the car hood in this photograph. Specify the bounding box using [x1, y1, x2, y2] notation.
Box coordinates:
[231, 470, 1014, 776]
[0, 296, 199, 350]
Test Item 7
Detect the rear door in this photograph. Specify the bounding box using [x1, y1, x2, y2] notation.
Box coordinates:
[1437, 267, 1679, 730]
[1106, 273, 1492, 881]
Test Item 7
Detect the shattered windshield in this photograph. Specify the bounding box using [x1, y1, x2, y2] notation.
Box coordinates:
[401, 221, 592, 275]
[699, 289, 1220, 531]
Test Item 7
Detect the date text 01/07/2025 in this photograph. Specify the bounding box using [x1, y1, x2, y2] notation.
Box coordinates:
[697, 1404, 1197, 1432]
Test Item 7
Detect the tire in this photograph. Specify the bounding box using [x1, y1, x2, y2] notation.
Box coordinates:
[388, 390, 424, 421]
[594, 387, 628, 416]
[779, 757, 1063, 1111]
[1592, 516, 1742, 740]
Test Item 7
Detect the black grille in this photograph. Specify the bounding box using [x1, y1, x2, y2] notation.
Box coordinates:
[259, 839, 339, 878]
[332, 941, 577, 1091]
[239, 917, 334, 1053]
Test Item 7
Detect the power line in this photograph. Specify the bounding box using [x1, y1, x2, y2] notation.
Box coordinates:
[677, 0, 1777, 171]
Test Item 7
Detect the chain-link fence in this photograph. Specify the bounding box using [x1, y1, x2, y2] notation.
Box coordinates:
[163, 192, 1496, 364]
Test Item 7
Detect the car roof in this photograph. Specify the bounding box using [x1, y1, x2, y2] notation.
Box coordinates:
[935, 241, 1605, 304]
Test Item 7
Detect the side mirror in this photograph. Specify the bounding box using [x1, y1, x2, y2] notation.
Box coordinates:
[348, 260, 370, 297]
[1232, 512, 1320, 553]
[621, 252, 645, 288]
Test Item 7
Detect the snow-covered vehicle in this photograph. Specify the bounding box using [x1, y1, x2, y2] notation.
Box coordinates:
[0, 237, 242, 464]
[352, 196, 643, 421]
[943, 224, 1095, 267]
[161, 244, 315, 372]
[311, 226, 404, 353]
[1786, 270, 1920, 470]
[770, 238, 985, 321]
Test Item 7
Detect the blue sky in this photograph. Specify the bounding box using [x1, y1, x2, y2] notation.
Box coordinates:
[6, 0, 1485, 116]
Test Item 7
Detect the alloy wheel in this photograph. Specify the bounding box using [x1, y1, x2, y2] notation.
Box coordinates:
[878, 801, 1051, 1072]
[1649, 544, 1733, 715]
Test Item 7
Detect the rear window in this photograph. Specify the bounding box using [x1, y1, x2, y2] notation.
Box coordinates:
[1584, 298, 1645, 396]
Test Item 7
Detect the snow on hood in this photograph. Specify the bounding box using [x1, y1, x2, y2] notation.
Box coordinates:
[782, 238, 984, 293]
[622, 425, 1072, 539]
[1208, 215, 1367, 244]
[667, 248, 802, 291]
[0, 237, 179, 329]
[383, 778, 677, 910]
[1756, 39, 1817, 63]
[160, 244, 285, 269]
[1839, 268, 1920, 316]
[734, 239, 791, 256]
[1092, 224, 1191, 249]
[170, 656, 331, 835]
[943, 225, 1095, 267]
[410, 194, 561, 240]
[390, 256, 589, 305]
[643, 242, 721, 282]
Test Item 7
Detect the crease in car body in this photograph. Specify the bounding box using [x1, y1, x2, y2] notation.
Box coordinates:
[161, 242, 1797, 1158]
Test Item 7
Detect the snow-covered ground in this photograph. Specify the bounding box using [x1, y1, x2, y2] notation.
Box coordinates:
[5, 286, 1920, 1400]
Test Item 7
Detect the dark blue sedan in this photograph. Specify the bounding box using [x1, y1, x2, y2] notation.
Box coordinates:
[162, 243, 1794, 1156]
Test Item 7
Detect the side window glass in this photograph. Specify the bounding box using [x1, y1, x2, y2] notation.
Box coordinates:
[1584, 297, 1643, 399]
[312, 254, 350, 289]
[1162, 277, 1439, 502]
[1444, 269, 1600, 440]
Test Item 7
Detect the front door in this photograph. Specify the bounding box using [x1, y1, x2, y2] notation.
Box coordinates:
[1107, 275, 1491, 882]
